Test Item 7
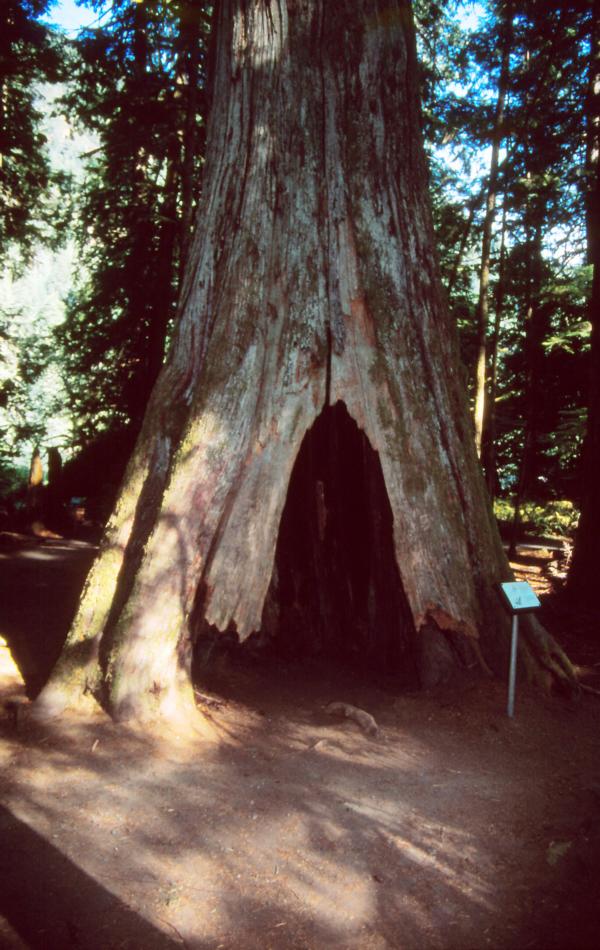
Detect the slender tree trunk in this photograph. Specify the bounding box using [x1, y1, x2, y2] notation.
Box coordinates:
[568, 0, 600, 605]
[446, 191, 482, 300]
[26, 447, 43, 520]
[474, 2, 512, 457]
[35, 0, 575, 729]
[145, 151, 179, 389]
[178, 2, 205, 276]
[482, 198, 508, 498]
[509, 214, 547, 557]
[124, 0, 156, 427]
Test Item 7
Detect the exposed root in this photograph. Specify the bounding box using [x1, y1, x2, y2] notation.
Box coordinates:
[31, 683, 99, 721]
[32, 675, 222, 743]
[111, 686, 222, 744]
[522, 615, 580, 697]
[469, 639, 494, 678]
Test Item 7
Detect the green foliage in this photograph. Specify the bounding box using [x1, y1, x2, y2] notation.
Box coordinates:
[0, 247, 73, 466]
[0, 0, 595, 533]
[56, 0, 211, 446]
[494, 497, 580, 539]
[0, 5, 76, 483]
[0, 1, 67, 268]
[0, 459, 28, 498]
[417, 0, 594, 502]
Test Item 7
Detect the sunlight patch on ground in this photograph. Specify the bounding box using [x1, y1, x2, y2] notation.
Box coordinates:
[0, 636, 23, 686]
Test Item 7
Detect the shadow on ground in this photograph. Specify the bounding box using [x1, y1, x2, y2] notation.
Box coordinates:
[1, 536, 600, 949]
[0, 535, 96, 697]
[0, 805, 180, 949]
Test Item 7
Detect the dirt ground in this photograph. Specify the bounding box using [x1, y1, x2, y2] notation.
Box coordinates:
[1, 534, 599, 950]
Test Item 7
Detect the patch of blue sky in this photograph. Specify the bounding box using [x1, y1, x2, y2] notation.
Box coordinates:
[42, 0, 108, 34]
[457, 1, 487, 33]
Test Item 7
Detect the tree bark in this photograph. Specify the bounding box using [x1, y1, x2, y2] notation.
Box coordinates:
[35, 0, 575, 729]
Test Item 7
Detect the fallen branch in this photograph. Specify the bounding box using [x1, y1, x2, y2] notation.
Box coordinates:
[155, 916, 188, 947]
[325, 702, 378, 736]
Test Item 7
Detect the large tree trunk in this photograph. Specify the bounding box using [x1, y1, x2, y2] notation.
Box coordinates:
[35, 0, 575, 729]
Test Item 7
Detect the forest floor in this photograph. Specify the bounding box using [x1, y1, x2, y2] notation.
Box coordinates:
[0, 532, 599, 950]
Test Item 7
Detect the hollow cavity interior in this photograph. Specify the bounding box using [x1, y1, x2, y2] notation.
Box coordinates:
[257, 401, 417, 680]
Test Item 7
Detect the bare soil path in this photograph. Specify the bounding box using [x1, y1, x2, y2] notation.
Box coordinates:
[1, 535, 599, 949]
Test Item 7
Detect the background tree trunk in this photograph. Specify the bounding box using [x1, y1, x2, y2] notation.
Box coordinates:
[481, 199, 508, 497]
[26, 447, 43, 520]
[568, 0, 600, 606]
[446, 190, 482, 300]
[35, 0, 574, 728]
[508, 213, 548, 558]
[474, 1, 512, 457]
[177, 1, 206, 277]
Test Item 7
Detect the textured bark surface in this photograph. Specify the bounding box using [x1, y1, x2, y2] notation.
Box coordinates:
[36, 0, 574, 727]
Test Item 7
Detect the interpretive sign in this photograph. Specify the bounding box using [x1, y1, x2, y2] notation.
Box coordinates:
[498, 581, 541, 615]
[496, 580, 542, 718]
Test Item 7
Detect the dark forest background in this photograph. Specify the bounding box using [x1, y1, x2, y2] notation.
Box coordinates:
[1, 0, 597, 580]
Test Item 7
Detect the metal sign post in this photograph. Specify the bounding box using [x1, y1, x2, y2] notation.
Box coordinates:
[507, 614, 519, 718]
[497, 581, 542, 718]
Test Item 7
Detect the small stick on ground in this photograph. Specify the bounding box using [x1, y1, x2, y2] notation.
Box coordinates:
[579, 683, 600, 698]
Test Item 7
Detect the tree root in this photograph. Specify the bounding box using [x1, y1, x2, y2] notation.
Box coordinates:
[111, 683, 222, 743]
[31, 682, 99, 721]
[521, 615, 580, 697]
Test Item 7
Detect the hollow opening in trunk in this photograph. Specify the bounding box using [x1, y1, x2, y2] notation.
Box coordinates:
[259, 400, 417, 681]
[192, 400, 420, 694]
